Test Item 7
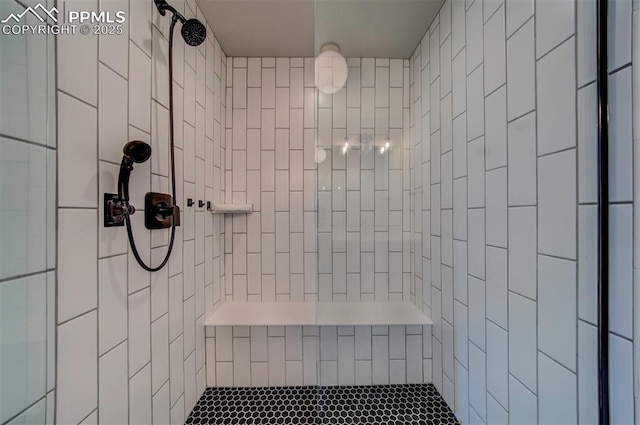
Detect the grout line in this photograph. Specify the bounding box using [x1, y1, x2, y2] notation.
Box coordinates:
[0, 132, 56, 150]
[0, 395, 48, 425]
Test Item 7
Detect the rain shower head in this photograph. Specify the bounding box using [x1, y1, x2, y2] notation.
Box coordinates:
[181, 18, 207, 46]
[153, 0, 207, 46]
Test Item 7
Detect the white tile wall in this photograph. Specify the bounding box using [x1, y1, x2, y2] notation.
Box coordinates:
[407, 0, 629, 422]
[56, 0, 226, 422]
[209, 56, 427, 388]
[44, 0, 637, 423]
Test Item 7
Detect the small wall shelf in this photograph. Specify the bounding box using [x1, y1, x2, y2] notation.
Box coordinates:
[204, 301, 433, 327]
[209, 203, 253, 214]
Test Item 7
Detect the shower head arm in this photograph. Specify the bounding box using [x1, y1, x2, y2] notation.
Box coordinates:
[153, 0, 186, 23]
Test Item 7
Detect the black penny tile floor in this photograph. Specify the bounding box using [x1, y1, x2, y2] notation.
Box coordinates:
[186, 384, 460, 424]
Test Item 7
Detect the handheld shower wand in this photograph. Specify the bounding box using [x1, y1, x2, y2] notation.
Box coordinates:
[104, 0, 207, 272]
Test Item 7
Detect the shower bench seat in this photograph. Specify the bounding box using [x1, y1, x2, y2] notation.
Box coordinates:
[204, 301, 433, 327]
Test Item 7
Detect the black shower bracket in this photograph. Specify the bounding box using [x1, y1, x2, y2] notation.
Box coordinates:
[104, 193, 135, 227]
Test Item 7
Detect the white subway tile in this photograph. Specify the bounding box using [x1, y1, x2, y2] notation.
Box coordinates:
[467, 135, 484, 205]
[508, 206, 537, 299]
[609, 0, 633, 70]
[468, 277, 486, 350]
[486, 247, 508, 329]
[451, 0, 466, 53]
[276, 88, 290, 128]
[442, 320, 455, 381]
[453, 241, 468, 305]
[485, 86, 507, 170]
[466, 0, 483, 73]
[336, 336, 355, 385]
[247, 58, 261, 87]
[262, 68, 275, 108]
[129, 42, 151, 131]
[610, 334, 635, 424]
[576, 0, 596, 86]
[58, 93, 97, 208]
[232, 337, 251, 386]
[58, 5, 98, 104]
[246, 88, 261, 129]
[58, 209, 97, 322]
[468, 343, 486, 420]
[129, 364, 151, 425]
[372, 335, 390, 385]
[506, 0, 533, 37]
[276, 58, 290, 86]
[468, 209, 485, 279]
[485, 167, 507, 248]
[454, 361, 469, 423]
[578, 205, 598, 324]
[166, 272, 183, 345]
[509, 374, 537, 424]
[98, 65, 128, 164]
[609, 205, 633, 338]
[233, 68, 247, 109]
[486, 321, 508, 408]
[539, 255, 577, 371]
[578, 84, 598, 204]
[361, 58, 375, 86]
[430, 78, 440, 132]
[506, 19, 535, 120]
[453, 178, 468, 241]
[538, 149, 577, 259]
[57, 311, 97, 425]
[441, 39, 452, 98]
[303, 336, 318, 385]
[268, 337, 286, 386]
[468, 70, 485, 143]
[129, 288, 151, 377]
[537, 39, 576, 156]
[507, 112, 537, 206]
[168, 336, 184, 406]
[484, 6, 506, 94]
[508, 293, 537, 392]
[609, 68, 633, 202]
[538, 352, 577, 424]
[98, 255, 127, 355]
[578, 321, 598, 424]
[536, 0, 575, 58]
[151, 314, 169, 394]
[452, 52, 466, 117]
[487, 394, 508, 425]
[99, 342, 128, 425]
[454, 301, 468, 368]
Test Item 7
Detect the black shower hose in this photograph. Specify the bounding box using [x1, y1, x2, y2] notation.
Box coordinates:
[125, 14, 180, 272]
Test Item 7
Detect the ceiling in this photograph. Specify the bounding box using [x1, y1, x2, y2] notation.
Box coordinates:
[196, 0, 445, 58]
